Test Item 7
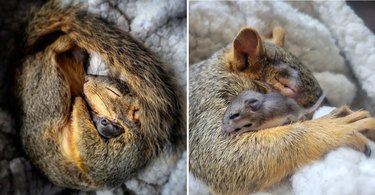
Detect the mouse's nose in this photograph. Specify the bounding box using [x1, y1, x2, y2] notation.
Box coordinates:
[222, 124, 233, 134]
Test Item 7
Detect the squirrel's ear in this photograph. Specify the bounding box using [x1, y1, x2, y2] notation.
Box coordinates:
[268, 26, 285, 47]
[127, 102, 140, 123]
[233, 27, 263, 57]
[226, 26, 264, 72]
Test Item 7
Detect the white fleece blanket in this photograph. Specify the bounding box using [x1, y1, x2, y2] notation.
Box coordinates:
[189, 1, 375, 195]
[0, 0, 186, 194]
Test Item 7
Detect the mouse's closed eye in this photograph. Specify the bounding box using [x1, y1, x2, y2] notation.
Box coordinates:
[91, 113, 124, 138]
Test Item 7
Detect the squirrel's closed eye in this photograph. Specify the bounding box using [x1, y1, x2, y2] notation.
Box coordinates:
[105, 87, 121, 97]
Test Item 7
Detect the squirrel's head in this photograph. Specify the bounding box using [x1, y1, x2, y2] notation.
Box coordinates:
[83, 75, 140, 139]
[225, 26, 323, 108]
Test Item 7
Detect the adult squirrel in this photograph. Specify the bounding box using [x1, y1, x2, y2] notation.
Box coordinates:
[15, 0, 184, 190]
[189, 26, 375, 194]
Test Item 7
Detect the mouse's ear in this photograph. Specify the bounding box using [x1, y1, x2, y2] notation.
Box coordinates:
[245, 98, 262, 112]
[226, 26, 265, 72]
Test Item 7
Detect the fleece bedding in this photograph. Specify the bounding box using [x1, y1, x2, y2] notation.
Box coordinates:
[0, 0, 186, 194]
[189, 1, 375, 195]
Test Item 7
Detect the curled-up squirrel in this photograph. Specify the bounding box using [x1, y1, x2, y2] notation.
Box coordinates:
[222, 90, 326, 135]
[189, 25, 375, 194]
[15, 0, 184, 190]
[85, 75, 140, 139]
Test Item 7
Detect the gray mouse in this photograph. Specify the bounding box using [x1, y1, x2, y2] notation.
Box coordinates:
[222, 90, 326, 135]
[91, 113, 124, 138]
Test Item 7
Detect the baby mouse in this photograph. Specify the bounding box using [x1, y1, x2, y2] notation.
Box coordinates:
[91, 113, 124, 139]
[222, 90, 326, 135]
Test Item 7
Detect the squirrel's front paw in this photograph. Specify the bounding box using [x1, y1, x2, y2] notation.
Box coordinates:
[360, 129, 375, 142]
[339, 109, 372, 125]
[319, 107, 375, 155]
[328, 106, 354, 118]
[339, 111, 375, 154]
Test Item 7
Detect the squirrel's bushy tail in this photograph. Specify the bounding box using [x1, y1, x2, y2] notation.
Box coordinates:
[26, 0, 81, 49]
